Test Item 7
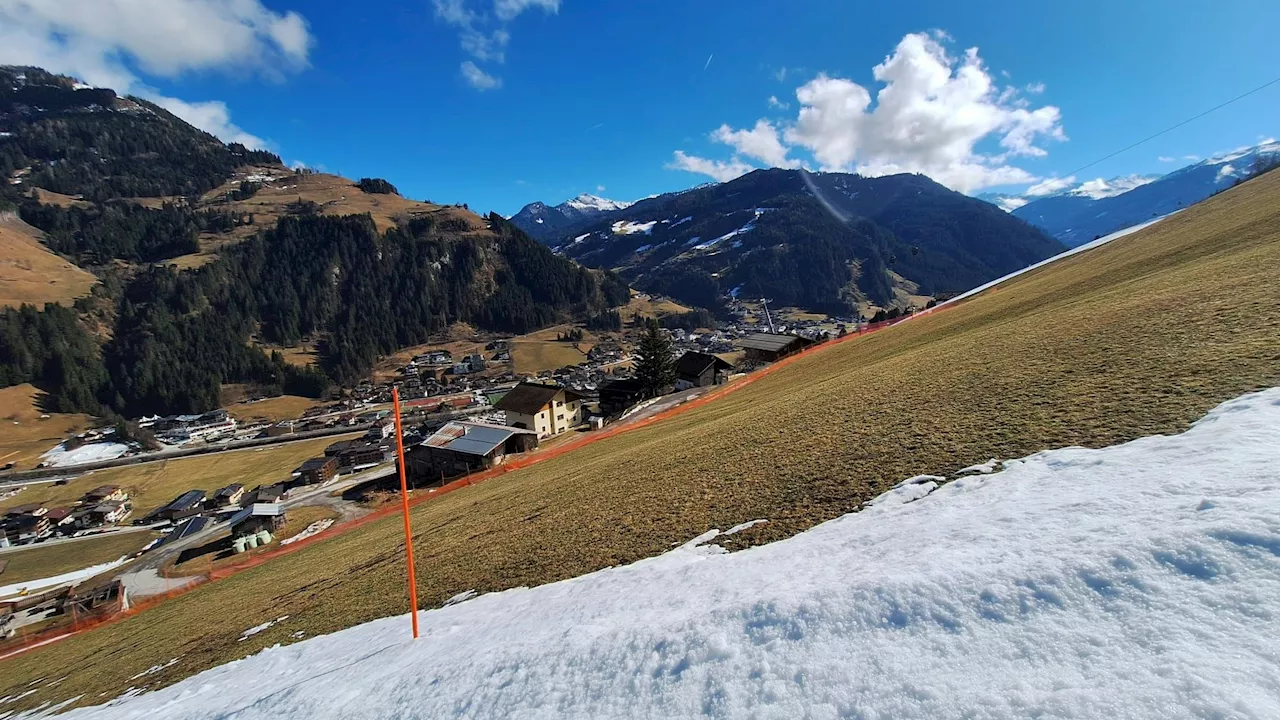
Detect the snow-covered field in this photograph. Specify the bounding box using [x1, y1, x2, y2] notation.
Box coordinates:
[43, 389, 1280, 719]
[37, 442, 129, 467]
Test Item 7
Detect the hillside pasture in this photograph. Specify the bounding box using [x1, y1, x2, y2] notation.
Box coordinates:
[0, 213, 97, 309]
[0, 383, 94, 472]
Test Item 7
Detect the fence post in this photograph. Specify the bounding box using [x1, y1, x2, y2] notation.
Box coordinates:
[392, 387, 420, 640]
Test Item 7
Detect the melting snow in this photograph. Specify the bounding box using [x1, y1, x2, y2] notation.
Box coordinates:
[37, 388, 1280, 719]
[238, 616, 289, 642]
[128, 659, 179, 681]
[38, 442, 129, 467]
[611, 220, 657, 236]
[0, 558, 131, 600]
[280, 520, 334, 546]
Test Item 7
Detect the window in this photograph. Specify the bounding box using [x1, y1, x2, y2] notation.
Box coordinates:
[557, 414, 564, 421]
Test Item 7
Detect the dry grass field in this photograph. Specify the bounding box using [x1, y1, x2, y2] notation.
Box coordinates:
[224, 395, 321, 423]
[0, 531, 156, 587]
[0, 434, 359, 517]
[0, 384, 95, 472]
[4, 171, 1280, 711]
[510, 323, 600, 374]
[0, 213, 97, 309]
[622, 293, 691, 319]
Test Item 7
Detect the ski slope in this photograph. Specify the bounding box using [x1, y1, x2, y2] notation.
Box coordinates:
[48, 388, 1280, 719]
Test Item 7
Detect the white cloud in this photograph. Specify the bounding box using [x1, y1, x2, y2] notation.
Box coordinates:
[767, 95, 789, 110]
[674, 33, 1065, 193]
[460, 61, 501, 90]
[666, 151, 756, 183]
[434, 0, 558, 89]
[1024, 82, 1045, 94]
[152, 96, 266, 148]
[1184, 155, 1200, 161]
[0, 0, 311, 148]
[1158, 156, 1175, 162]
[1024, 176, 1076, 197]
[596, 184, 606, 193]
[712, 119, 799, 169]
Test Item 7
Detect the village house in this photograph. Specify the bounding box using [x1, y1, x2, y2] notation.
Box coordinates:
[2, 513, 51, 545]
[738, 333, 815, 364]
[228, 503, 286, 539]
[210, 483, 245, 508]
[82, 485, 127, 504]
[408, 421, 538, 481]
[148, 489, 206, 523]
[599, 377, 647, 416]
[494, 382, 585, 438]
[674, 351, 734, 390]
[80, 500, 131, 528]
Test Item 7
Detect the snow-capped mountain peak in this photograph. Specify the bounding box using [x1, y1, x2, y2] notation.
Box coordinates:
[563, 193, 632, 214]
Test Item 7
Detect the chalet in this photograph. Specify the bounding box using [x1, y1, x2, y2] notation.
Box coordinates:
[44, 507, 74, 531]
[674, 351, 733, 390]
[81, 500, 131, 527]
[295, 456, 339, 485]
[599, 377, 647, 415]
[494, 382, 585, 438]
[82, 485, 127, 504]
[408, 422, 538, 481]
[738, 333, 815, 364]
[210, 483, 245, 508]
[335, 441, 389, 471]
[149, 489, 206, 523]
[4, 503, 45, 519]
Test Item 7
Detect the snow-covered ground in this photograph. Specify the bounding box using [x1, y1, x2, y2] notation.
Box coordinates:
[40, 388, 1280, 719]
[0, 558, 129, 600]
[37, 442, 129, 467]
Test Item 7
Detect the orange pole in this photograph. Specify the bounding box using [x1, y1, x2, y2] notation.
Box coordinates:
[392, 387, 420, 639]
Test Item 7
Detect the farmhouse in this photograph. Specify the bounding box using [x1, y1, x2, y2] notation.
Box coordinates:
[81, 500, 131, 527]
[494, 382, 585, 438]
[409, 421, 538, 481]
[738, 333, 814, 363]
[674, 351, 733, 390]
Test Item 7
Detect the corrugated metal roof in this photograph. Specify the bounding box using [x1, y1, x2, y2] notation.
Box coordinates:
[423, 421, 532, 457]
[738, 333, 807, 352]
[163, 489, 206, 512]
[157, 516, 212, 547]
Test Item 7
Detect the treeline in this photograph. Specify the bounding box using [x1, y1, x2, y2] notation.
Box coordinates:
[0, 303, 109, 414]
[18, 199, 249, 264]
[356, 178, 398, 194]
[659, 309, 717, 331]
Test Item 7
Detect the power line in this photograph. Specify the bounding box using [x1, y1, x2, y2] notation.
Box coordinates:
[1063, 74, 1280, 178]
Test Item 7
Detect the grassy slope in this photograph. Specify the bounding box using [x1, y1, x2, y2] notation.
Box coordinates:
[0, 532, 155, 587]
[0, 434, 358, 517]
[223, 395, 322, 423]
[0, 213, 97, 310]
[0, 383, 95, 472]
[3, 172, 1280, 710]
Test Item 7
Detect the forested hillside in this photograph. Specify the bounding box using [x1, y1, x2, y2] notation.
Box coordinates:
[0, 66, 629, 418]
[548, 169, 1063, 314]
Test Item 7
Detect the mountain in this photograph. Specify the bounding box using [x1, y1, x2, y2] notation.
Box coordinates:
[510, 193, 633, 243]
[0, 66, 630, 417]
[547, 169, 1065, 314]
[1008, 142, 1280, 246]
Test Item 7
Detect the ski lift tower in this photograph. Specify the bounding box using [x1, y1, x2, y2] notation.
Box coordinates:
[759, 298, 777, 334]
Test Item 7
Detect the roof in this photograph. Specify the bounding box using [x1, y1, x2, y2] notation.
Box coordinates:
[157, 516, 211, 546]
[4, 503, 43, 516]
[215, 483, 244, 497]
[161, 490, 205, 512]
[738, 333, 810, 353]
[298, 457, 336, 471]
[494, 382, 582, 415]
[675, 351, 732, 377]
[85, 485, 120, 498]
[90, 501, 126, 513]
[424, 421, 534, 457]
[227, 503, 284, 529]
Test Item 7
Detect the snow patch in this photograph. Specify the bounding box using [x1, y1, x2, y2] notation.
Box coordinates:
[238, 616, 289, 642]
[128, 659, 179, 681]
[280, 519, 334, 546]
[37, 387, 1280, 719]
[0, 557, 131, 600]
[957, 459, 1000, 475]
[38, 442, 129, 467]
[611, 220, 657, 236]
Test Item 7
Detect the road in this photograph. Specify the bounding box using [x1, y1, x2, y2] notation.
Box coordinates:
[0, 523, 160, 556]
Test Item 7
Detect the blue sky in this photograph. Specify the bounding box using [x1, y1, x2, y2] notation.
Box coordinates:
[3, 0, 1279, 215]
